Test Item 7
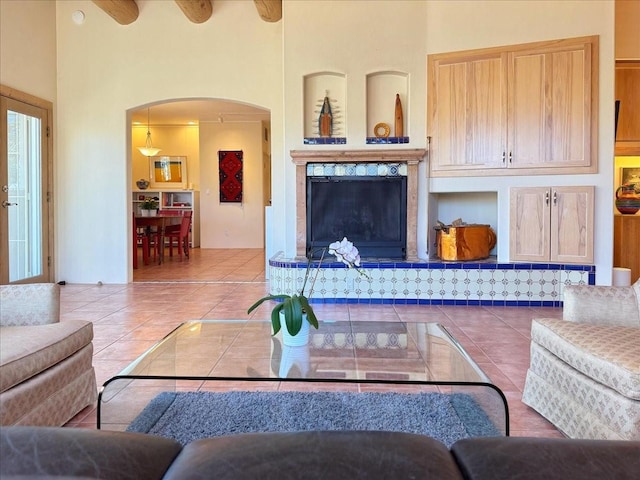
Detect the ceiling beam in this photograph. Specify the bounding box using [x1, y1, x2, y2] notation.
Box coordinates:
[253, 0, 282, 22]
[174, 0, 213, 24]
[92, 0, 139, 25]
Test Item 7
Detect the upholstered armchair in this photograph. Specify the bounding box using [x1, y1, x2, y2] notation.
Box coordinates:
[0, 283, 61, 326]
[562, 280, 640, 327]
[523, 279, 640, 440]
[0, 283, 97, 426]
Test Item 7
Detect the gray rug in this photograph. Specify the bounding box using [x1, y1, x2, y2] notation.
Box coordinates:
[126, 391, 502, 448]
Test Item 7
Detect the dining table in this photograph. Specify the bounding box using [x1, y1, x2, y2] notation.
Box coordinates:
[135, 214, 182, 265]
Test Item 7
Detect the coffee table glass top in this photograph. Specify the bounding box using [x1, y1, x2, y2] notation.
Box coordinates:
[98, 320, 508, 433]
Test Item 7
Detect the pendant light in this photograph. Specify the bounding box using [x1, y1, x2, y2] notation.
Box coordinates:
[137, 107, 161, 157]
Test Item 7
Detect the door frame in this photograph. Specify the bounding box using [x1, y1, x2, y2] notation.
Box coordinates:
[0, 84, 54, 284]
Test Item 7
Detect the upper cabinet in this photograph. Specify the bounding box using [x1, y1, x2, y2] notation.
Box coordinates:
[428, 36, 599, 177]
[615, 61, 640, 155]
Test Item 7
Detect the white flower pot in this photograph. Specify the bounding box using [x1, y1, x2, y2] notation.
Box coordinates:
[140, 209, 151, 217]
[278, 344, 310, 377]
[279, 310, 310, 347]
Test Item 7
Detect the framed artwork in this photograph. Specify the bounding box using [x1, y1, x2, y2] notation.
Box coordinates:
[149, 156, 187, 189]
[620, 167, 640, 185]
[218, 150, 243, 203]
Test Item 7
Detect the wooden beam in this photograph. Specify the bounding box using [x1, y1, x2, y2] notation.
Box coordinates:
[253, 0, 282, 22]
[174, 0, 213, 24]
[92, 0, 139, 25]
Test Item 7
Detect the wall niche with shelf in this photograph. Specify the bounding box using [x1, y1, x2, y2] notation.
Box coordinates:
[427, 192, 498, 260]
[366, 71, 409, 144]
[303, 72, 346, 145]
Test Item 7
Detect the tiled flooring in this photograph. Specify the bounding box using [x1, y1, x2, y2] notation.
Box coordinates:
[64, 248, 563, 438]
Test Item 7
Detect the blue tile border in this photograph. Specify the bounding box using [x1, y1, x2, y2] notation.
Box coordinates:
[303, 137, 347, 145]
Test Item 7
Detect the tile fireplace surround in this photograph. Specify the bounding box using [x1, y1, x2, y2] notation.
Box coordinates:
[270, 149, 594, 307]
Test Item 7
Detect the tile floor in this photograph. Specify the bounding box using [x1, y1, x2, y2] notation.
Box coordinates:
[64, 248, 563, 438]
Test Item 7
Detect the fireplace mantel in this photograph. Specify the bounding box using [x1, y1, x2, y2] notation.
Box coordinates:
[291, 149, 427, 259]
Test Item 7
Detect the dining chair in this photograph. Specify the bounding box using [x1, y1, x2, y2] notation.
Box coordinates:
[132, 213, 150, 268]
[166, 211, 192, 259]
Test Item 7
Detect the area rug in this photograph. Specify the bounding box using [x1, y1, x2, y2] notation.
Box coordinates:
[126, 391, 502, 447]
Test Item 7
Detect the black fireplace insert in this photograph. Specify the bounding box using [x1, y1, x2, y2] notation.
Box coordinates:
[306, 176, 407, 259]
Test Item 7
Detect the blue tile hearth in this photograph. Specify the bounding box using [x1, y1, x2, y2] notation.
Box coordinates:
[269, 253, 595, 307]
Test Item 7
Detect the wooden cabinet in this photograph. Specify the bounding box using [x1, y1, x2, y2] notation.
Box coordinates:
[509, 186, 594, 264]
[133, 190, 200, 247]
[614, 215, 640, 284]
[428, 36, 598, 177]
[615, 61, 640, 155]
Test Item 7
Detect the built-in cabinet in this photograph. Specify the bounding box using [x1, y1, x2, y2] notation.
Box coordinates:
[615, 61, 640, 155]
[428, 36, 598, 177]
[614, 215, 640, 284]
[132, 190, 200, 247]
[509, 186, 594, 264]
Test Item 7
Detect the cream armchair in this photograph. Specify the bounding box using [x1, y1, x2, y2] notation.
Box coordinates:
[0, 283, 97, 426]
[523, 280, 640, 440]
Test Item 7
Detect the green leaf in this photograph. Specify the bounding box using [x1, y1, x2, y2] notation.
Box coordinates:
[271, 303, 284, 334]
[247, 294, 290, 314]
[299, 295, 319, 329]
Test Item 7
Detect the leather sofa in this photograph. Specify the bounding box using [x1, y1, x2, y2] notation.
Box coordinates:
[1, 427, 639, 479]
[523, 279, 640, 440]
[0, 283, 97, 426]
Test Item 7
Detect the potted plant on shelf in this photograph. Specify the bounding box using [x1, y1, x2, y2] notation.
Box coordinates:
[140, 196, 159, 217]
[248, 237, 367, 346]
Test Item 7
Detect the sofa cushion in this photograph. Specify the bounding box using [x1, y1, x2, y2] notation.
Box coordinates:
[0, 426, 182, 480]
[0, 320, 93, 393]
[163, 431, 464, 480]
[531, 318, 640, 400]
[452, 437, 640, 480]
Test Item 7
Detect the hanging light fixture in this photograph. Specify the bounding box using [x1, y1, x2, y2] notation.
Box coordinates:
[137, 107, 161, 157]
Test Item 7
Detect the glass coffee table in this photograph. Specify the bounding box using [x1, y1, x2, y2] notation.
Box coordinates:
[97, 320, 509, 436]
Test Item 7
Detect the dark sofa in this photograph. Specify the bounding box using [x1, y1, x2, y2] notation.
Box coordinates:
[1, 427, 639, 479]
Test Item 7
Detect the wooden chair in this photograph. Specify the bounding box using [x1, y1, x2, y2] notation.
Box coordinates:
[133, 213, 149, 268]
[165, 211, 192, 259]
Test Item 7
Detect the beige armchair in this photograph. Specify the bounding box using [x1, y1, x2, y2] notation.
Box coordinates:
[523, 280, 640, 440]
[0, 283, 97, 426]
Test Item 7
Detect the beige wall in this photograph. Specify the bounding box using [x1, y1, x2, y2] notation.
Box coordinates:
[0, 0, 57, 102]
[54, 0, 282, 282]
[1, 0, 617, 284]
[199, 121, 264, 248]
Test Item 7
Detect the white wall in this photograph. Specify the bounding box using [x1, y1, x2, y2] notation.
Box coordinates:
[199, 121, 264, 248]
[0, 0, 57, 101]
[282, 0, 615, 284]
[1, 0, 617, 285]
[53, 0, 283, 283]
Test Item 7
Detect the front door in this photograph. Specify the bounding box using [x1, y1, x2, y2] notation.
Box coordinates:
[0, 93, 51, 284]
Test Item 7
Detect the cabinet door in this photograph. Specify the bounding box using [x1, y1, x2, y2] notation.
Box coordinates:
[509, 41, 592, 170]
[615, 61, 640, 154]
[550, 186, 594, 264]
[509, 187, 550, 262]
[428, 53, 506, 174]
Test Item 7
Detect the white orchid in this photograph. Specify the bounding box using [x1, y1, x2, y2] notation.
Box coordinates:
[329, 237, 361, 268]
[248, 236, 368, 337]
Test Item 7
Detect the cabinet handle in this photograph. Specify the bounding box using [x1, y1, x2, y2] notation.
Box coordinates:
[553, 191, 557, 205]
[502, 151, 506, 164]
[545, 191, 550, 205]
[508, 152, 512, 164]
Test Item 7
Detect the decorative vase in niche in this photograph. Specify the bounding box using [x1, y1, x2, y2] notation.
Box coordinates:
[279, 310, 310, 347]
[136, 179, 149, 190]
[615, 185, 640, 215]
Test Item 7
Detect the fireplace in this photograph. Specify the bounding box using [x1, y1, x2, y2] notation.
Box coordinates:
[291, 149, 426, 260]
[307, 176, 407, 258]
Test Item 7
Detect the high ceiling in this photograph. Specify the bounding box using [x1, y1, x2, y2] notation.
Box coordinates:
[131, 99, 270, 126]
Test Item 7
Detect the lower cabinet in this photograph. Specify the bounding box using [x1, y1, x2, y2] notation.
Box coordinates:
[509, 186, 594, 264]
[614, 214, 640, 284]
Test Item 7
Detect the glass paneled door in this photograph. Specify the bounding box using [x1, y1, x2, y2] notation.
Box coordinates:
[0, 95, 51, 284]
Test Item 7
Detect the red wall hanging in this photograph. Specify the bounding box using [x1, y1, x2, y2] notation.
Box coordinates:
[218, 150, 243, 203]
